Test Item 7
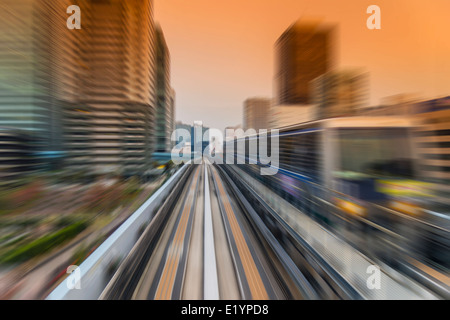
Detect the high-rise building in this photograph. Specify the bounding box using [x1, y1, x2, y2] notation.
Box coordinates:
[0, 0, 173, 181]
[311, 69, 369, 119]
[243, 98, 272, 131]
[62, 0, 158, 178]
[275, 20, 334, 105]
[0, 0, 79, 171]
[0, 128, 37, 186]
[155, 26, 175, 153]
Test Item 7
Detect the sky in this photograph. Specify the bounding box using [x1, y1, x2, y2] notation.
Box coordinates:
[154, 0, 450, 131]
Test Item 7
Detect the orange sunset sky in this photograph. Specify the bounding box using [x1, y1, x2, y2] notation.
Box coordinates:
[154, 0, 450, 130]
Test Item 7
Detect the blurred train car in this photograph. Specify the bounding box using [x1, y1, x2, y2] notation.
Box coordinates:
[225, 116, 449, 272]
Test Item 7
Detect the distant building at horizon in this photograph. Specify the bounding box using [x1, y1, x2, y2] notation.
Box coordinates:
[274, 20, 334, 106]
[312, 69, 369, 119]
[168, 88, 176, 150]
[225, 124, 242, 133]
[359, 93, 421, 117]
[0, 128, 38, 186]
[224, 124, 243, 143]
[175, 121, 210, 156]
[243, 98, 272, 131]
[271, 19, 335, 128]
[192, 121, 210, 155]
[414, 98, 450, 198]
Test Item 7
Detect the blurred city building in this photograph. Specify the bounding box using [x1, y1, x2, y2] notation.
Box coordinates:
[360, 95, 450, 204]
[270, 104, 316, 128]
[63, 0, 158, 178]
[191, 121, 210, 155]
[0, 0, 77, 171]
[271, 19, 335, 128]
[174, 121, 209, 156]
[192, 121, 203, 155]
[274, 19, 335, 106]
[175, 121, 192, 147]
[413, 97, 450, 204]
[0, 128, 37, 186]
[225, 124, 243, 138]
[243, 98, 272, 130]
[168, 88, 176, 149]
[223, 125, 243, 155]
[0, 0, 174, 182]
[359, 94, 421, 116]
[312, 69, 370, 119]
[155, 26, 176, 153]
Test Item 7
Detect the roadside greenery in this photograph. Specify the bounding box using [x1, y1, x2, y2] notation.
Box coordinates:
[0, 160, 176, 267]
[0, 221, 88, 264]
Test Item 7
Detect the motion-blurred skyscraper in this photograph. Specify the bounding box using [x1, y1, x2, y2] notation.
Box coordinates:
[243, 98, 272, 131]
[0, 0, 174, 181]
[275, 19, 334, 106]
[155, 26, 176, 153]
[63, 0, 158, 178]
[272, 19, 335, 128]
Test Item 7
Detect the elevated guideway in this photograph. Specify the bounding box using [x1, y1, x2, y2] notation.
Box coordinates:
[47, 160, 444, 300]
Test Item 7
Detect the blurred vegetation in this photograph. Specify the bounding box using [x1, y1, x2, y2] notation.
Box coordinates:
[0, 220, 89, 265]
[0, 161, 179, 267]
